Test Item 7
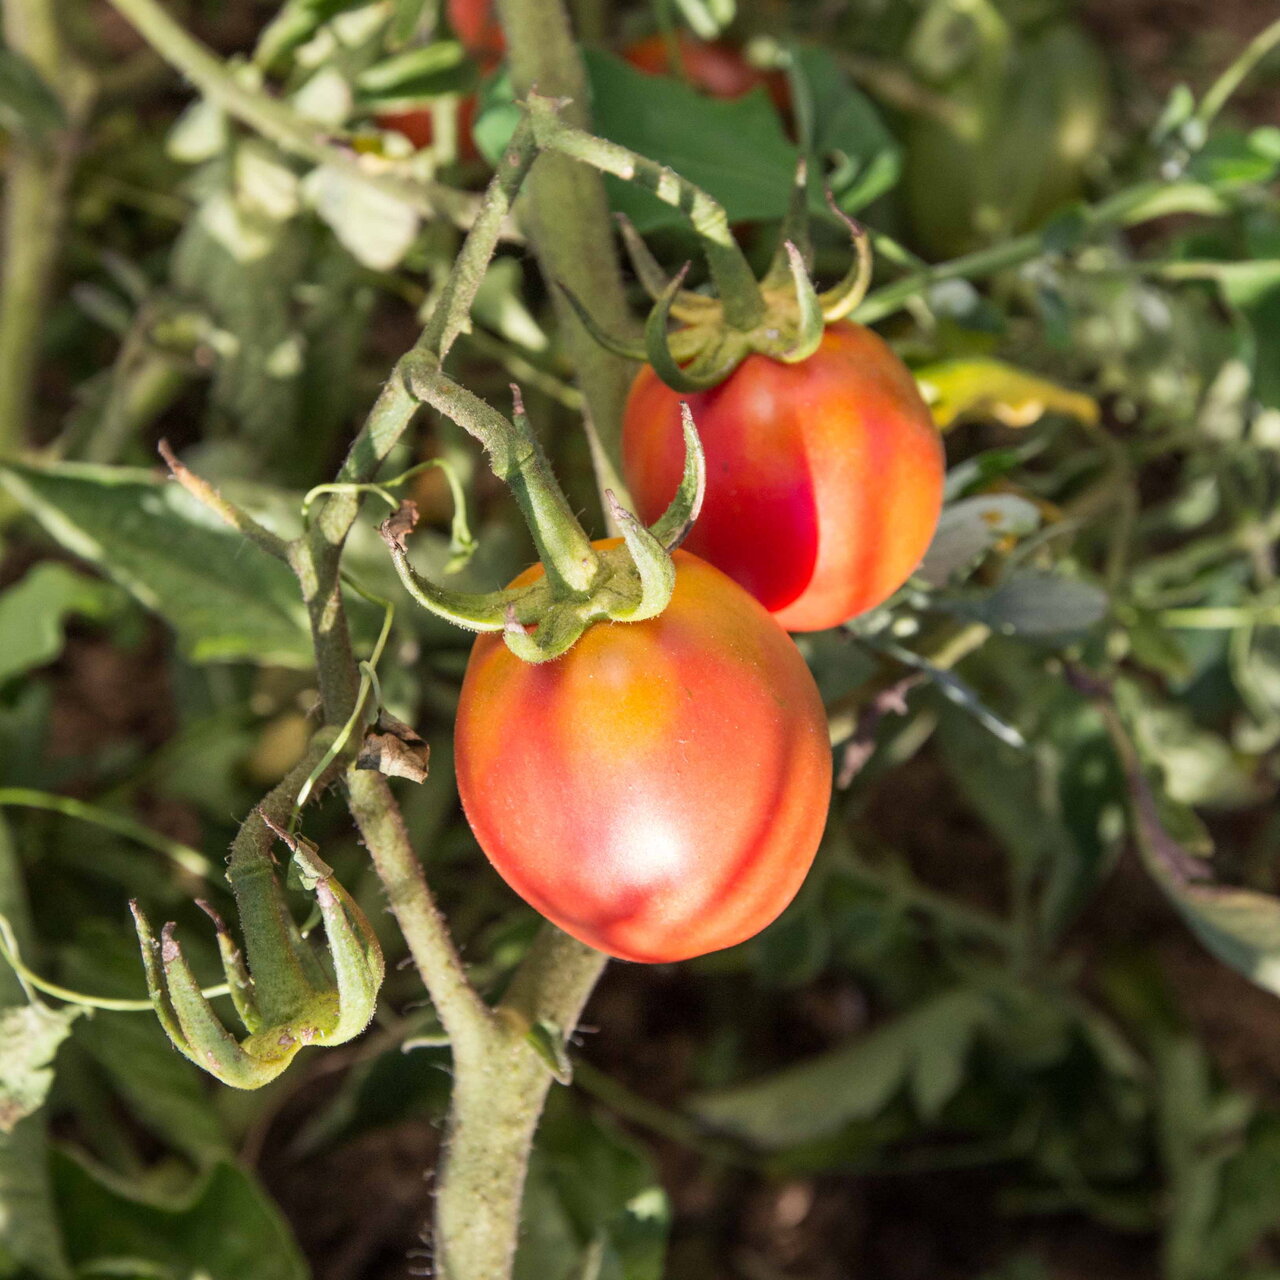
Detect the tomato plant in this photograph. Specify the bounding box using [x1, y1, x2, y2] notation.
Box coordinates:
[454, 543, 832, 963]
[623, 321, 945, 631]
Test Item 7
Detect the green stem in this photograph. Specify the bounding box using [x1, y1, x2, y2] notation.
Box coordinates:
[104, 0, 481, 229]
[528, 95, 767, 332]
[494, 0, 637, 464]
[0, 789, 213, 879]
[434, 928, 607, 1280]
[854, 180, 1226, 325]
[0, 0, 92, 462]
[1195, 14, 1280, 129]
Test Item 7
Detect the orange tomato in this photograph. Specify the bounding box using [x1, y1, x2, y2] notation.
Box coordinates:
[454, 544, 832, 963]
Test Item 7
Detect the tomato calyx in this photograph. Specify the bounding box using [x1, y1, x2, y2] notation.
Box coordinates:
[562, 163, 874, 393]
[379, 360, 705, 663]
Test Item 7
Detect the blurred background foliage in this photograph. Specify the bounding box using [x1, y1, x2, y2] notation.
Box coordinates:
[1, 0, 1279, 1276]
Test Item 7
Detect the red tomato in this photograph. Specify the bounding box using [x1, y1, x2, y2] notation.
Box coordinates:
[623, 33, 788, 110]
[376, 94, 480, 161]
[455, 543, 832, 963]
[448, 0, 504, 63]
[623, 322, 945, 632]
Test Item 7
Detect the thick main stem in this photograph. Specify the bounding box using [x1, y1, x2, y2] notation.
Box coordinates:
[0, 0, 90, 461]
[495, 0, 635, 465]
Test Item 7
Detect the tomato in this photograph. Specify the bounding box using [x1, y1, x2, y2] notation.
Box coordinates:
[454, 543, 832, 963]
[623, 322, 944, 632]
[448, 0, 504, 63]
[622, 33, 789, 110]
[376, 94, 480, 161]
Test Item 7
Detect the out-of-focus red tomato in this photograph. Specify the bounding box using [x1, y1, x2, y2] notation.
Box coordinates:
[448, 0, 505, 64]
[454, 543, 832, 963]
[376, 94, 481, 161]
[622, 33, 788, 110]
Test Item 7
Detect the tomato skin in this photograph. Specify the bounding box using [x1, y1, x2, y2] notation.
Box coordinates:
[622, 33, 789, 109]
[376, 94, 480, 160]
[623, 322, 944, 632]
[448, 0, 504, 62]
[455, 545, 832, 963]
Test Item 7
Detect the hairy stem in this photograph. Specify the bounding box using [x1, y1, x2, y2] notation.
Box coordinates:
[495, 0, 636, 465]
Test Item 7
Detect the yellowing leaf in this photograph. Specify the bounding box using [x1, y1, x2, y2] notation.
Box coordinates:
[915, 358, 1099, 431]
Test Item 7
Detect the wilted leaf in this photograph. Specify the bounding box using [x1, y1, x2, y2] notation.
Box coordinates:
[916, 358, 1100, 431]
[0, 462, 313, 667]
[690, 989, 990, 1148]
[0, 1003, 81, 1134]
[917, 493, 1042, 587]
[304, 165, 421, 270]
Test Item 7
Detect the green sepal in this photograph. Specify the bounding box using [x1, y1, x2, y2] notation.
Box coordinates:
[648, 402, 707, 552]
[818, 192, 873, 322]
[644, 269, 741, 393]
[196, 898, 261, 1033]
[605, 491, 676, 623]
[616, 213, 718, 322]
[762, 158, 813, 292]
[555, 282, 650, 362]
[775, 241, 826, 364]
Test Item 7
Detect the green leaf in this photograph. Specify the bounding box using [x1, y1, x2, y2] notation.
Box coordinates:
[0, 563, 120, 687]
[51, 1152, 308, 1280]
[690, 989, 990, 1148]
[516, 1091, 669, 1280]
[0, 817, 71, 1279]
[787, 45, 902, 215]
[917, 493, 1041, 587]
[0, 462, 313, 667]
[582, 49, 798, 233]
[960, 570, 1109, 638]
[0, 48, 65, 144]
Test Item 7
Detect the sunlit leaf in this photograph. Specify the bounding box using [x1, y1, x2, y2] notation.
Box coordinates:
[915, 357, 1100, 430]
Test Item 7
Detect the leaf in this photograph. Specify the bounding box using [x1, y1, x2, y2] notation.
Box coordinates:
[582, 49, 798, 233]
[0, 462, 313, 667]
[917, 493, 1042, 587]
[51, 1152, 308, 1280]
[690, 989, 990, 1148]
[0, 1004, 81, 1134]
[1094, 685, 1280, 1000]
[0, 816, 71, 1279]
[787, 45, 902, 214]
[958, 570, 1109, 639]
[0, 563, 121, 686]
[516, 1091, 669, 1280]
[0, 48, 65, 144]
[303, 165, 421, 270]
[915, 358, 1100, 431]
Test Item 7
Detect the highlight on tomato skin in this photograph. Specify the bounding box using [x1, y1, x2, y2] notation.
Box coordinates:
[454, 544, 833, 964]
[622, 322, 945, 633]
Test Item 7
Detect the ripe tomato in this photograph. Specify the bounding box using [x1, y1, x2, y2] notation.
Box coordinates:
[448, 0, 504, 63]
[376, 94, 480, 161]
[622, 33, 788, 109]
[623, 322, 944, 632]
[454, 544, 832, 963]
